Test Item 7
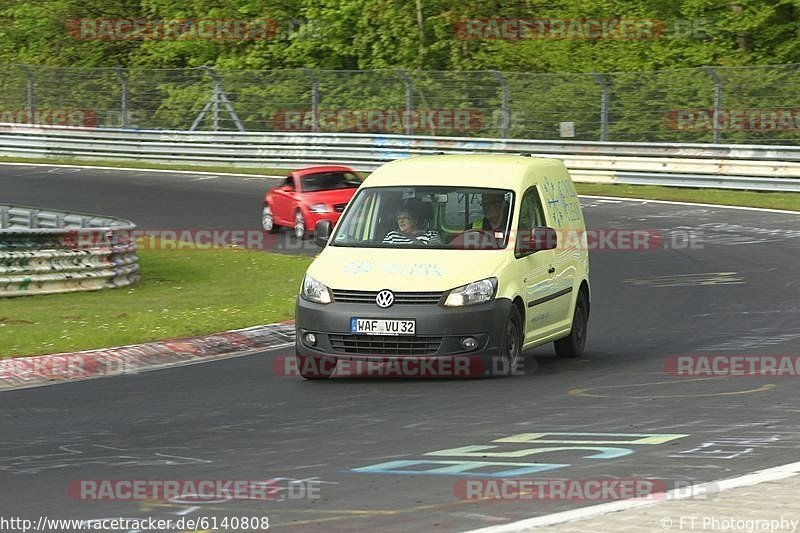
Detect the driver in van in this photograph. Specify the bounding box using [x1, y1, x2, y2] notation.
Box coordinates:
[471, 192, 508, 232]
[383, 200, 442, 245]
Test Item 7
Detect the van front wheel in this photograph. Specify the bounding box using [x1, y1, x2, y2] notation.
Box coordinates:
[495, 306, 523, 376]
[554, 292, 588, 358]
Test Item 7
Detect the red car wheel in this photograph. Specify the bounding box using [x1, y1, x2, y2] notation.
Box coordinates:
[262, 205, 279, 233]
[294, 210, 307, 240]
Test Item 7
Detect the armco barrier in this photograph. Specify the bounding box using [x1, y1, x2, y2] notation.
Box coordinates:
[0, 205, 138, 297]
[1, 124, 800, 191]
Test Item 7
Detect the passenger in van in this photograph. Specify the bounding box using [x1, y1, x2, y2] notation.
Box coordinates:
[471, 192, 508, 232]
[382, 201, 442, 245]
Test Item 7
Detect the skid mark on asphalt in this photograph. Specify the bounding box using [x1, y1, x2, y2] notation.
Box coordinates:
[623, 272, 744, 287]
[699, 331, 800, 351]
[0, 444, 212, 474]
[569, 378, 777, 399]
[690, 306, 800, 317]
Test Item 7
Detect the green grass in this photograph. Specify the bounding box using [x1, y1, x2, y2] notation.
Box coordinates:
[576, 183, 800, 212]
[0, 248, 313, 358]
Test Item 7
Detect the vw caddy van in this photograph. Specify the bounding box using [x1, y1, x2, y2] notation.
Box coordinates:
[295, 154, 590, 379]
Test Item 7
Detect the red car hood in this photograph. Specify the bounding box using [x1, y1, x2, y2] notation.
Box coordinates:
[301, 188, 358, 204]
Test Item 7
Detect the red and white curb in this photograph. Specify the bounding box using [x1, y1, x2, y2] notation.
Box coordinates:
[0, 322, 295, 391]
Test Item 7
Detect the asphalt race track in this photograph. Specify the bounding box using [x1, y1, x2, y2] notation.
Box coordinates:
[2, 163, 800, 532]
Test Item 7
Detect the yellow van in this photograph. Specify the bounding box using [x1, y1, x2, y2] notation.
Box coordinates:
[295, 154, 590, 379]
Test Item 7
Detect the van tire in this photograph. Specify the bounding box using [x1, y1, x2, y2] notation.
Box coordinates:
[554, 291, 588, 358]
[496, 306, 523, 376]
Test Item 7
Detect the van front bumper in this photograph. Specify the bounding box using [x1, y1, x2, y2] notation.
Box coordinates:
[295, 296, 513, 372]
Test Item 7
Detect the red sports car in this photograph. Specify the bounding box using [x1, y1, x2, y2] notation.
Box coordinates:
[261, 165, 362, 239]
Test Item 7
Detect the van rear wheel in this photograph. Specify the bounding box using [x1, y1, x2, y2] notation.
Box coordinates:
[554, 291, 588, 358]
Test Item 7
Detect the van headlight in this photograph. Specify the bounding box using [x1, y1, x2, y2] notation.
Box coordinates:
[443, 277, 498, 307]
[301, 275, 332, 304]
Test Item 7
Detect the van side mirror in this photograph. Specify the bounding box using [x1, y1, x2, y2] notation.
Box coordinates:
[315, 220, 333, 247]
[516, 227, 558, 255]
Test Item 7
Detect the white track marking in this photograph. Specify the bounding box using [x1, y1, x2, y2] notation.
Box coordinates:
[579, 194, 800, 215]
[463, 460, 800, 532]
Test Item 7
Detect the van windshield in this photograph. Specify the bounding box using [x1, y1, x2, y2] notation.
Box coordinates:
[331, 186, 514, 249]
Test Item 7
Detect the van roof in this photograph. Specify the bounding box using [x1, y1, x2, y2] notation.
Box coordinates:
[362, 154, 566, 189]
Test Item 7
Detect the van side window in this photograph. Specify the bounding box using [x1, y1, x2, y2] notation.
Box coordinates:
[518, 186, 547, 232]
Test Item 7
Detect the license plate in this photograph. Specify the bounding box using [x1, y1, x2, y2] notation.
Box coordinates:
[350, 318, 416, 336]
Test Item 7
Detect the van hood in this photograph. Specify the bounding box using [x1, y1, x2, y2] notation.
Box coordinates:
[307, 246, 509, 292]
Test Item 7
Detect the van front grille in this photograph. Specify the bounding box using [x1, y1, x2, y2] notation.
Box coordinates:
[329, 335, 442, 355]
[331, 290, 442, 305]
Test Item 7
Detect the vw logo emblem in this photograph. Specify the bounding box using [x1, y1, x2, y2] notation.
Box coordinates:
[375, 289, 395, 308]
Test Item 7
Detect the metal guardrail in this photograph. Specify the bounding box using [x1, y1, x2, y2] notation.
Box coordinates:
[0, 204, 139, 297]
[2, 124, 800, 191]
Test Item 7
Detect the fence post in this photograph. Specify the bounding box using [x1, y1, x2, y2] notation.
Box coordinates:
[490, 70, 510, 139]
[592, 73, 610, 142]
[397, 69, 414, 135]
[17, 65, 35, 124]
[210, 69, 220, 130]
[113, 67, 129, 129]
[191, 66, 244, 132]
[303, 68, 320, 132]
[705, 67, 722, 143]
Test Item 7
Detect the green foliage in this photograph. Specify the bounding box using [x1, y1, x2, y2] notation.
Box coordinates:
[3, 0, 800, 71]
[2, 0, 800, 142]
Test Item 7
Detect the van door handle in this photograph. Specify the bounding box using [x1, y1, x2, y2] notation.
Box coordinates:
[548, 266, 556, 274]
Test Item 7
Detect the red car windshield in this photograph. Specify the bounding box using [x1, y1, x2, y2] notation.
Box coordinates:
[302, 171, 361, 192]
